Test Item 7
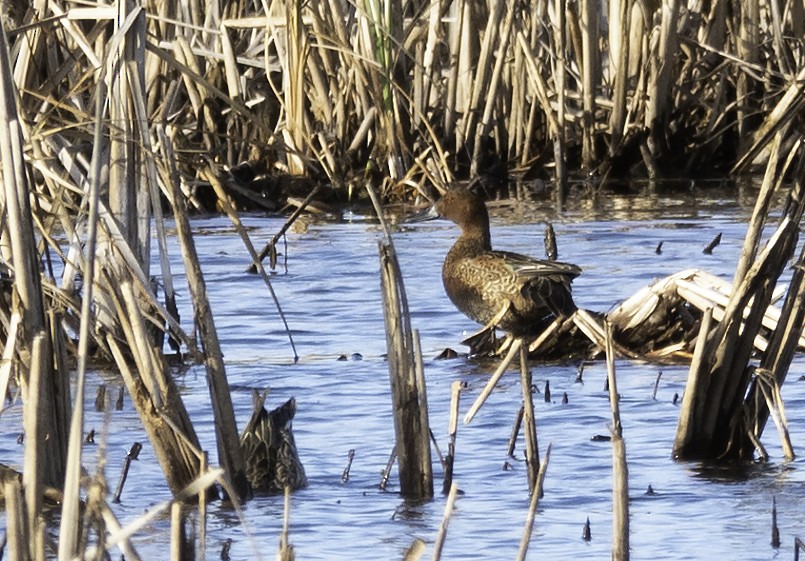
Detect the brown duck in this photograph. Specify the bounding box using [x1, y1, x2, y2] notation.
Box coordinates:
[240, 394, 307, 494]
[424, 190, 581, 346]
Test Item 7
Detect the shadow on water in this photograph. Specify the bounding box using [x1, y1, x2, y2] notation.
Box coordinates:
[688, 459, 796, 484]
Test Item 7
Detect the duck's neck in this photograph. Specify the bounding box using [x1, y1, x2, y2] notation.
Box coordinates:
[452, 223, 492, 256]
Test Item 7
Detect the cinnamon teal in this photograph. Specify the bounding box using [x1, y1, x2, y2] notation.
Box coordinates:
[240, 394, 308, 494]
[419, 190, 581, 348]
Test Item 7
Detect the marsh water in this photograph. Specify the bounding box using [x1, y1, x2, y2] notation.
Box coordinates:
[4, 184, 805, 560]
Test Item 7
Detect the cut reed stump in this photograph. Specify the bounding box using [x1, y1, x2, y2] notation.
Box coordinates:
[606, 322, 630, 561]
[674, 144, 805, 461]
[379, 241, 434, 500]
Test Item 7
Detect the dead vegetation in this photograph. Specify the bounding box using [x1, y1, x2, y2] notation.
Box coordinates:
[0, 0, 803, 559]
[1, 0, 802, 212]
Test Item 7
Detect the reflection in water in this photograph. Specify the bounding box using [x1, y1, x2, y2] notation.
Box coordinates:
[2, 189, 804, 560]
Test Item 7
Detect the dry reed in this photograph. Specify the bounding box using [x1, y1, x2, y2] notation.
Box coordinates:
[0, 1, 802, 558]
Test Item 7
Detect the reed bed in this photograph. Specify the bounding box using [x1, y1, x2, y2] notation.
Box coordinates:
[0, 0, 803, 558]
[2, 0, 801, 215]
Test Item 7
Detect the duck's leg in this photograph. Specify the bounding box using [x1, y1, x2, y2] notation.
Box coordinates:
[460, 301, 511, 355]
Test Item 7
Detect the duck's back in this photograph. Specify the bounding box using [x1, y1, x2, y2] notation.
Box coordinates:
[443, 246, 580, 335]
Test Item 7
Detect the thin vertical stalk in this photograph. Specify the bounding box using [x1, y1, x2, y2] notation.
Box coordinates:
[461, 1, 504, 145]
[736, 0, 759, 137]
[443, 0, 466, 140]
[519, 341, 539, 494]
[421, 0, 443, 127]
[646, 0, 680, 159]
[516, 444, 551, 561]
[606, 321, 629, 561]
[607, 0, 631, 157]
[285, 0, 306, 174]
[470, 1, 514, 177]
[431, 482, 459, 561]
[5, 479, 26, 561]
[442, 380, 462, 494]
[58, 71, 106, 561]
[23, 334, 46, 561]
[553, 0, 568, 205]
[580, 0, 599, 168]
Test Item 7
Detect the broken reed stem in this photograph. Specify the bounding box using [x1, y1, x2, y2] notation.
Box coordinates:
[59, 71, 107, 561]
[379, 450, 396, 491]
[22, 334, 45, 561]
[755, 374, 795, 460]
[198, 451, 208, 561]
[606, 321, 629, 561]
[0, 311, 20, 416]
[105, 325, 205, 498]
[506, 406, 525, 460]
[442, 381, 462, 494]
[205, 167, 298, 361]
[278, 487, 294, 561]
[413, 328, 433, 473]
[113, 442, 142, 503]
[170, 502, 187, 561]
[580, 0, 599, 168]
[431, 482, 459, 561]
[5, 478, 26, 561]
[796, 537, 805, 561]
[673, 307, 714, 456]
[516, 444, 552, 561]
[464, 338, 522, 424]
[403, 539, 426, 561]
[735, 130, 784, 284]
[553, 0, 567, 205]
[379, 240, 433, 499]
[166, 164, 249, 500]
[519, 340, 539, 494]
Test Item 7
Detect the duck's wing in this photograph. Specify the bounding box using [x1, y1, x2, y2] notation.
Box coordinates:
[493, 251, 582, 280]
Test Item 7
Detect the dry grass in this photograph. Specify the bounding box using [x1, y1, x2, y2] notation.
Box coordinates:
[3, 0, 801, 208]
[0, 1, 803, 558]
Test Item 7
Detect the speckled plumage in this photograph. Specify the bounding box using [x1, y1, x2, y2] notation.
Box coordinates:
[435, 190, 581, 336]
[240, 396, 308, 494]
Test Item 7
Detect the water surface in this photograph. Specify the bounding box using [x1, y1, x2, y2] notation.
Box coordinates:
[3, 187, 805, 560]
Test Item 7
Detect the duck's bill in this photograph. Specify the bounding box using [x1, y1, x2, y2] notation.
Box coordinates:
[406, 204, 440, 223]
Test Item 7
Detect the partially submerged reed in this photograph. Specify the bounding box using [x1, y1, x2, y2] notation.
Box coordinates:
[674, 137, 805, 461]
[0, 0, 803, 558]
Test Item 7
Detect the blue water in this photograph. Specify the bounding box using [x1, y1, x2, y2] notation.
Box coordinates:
[2, 186, 805, 560]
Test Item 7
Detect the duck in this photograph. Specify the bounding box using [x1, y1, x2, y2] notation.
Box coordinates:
[240, 394, 308, 494]
[421, 190, 581, 349]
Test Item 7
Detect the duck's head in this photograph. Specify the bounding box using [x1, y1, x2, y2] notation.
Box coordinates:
[433, 190, 489, 230]
[409, 189, 490, 233]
